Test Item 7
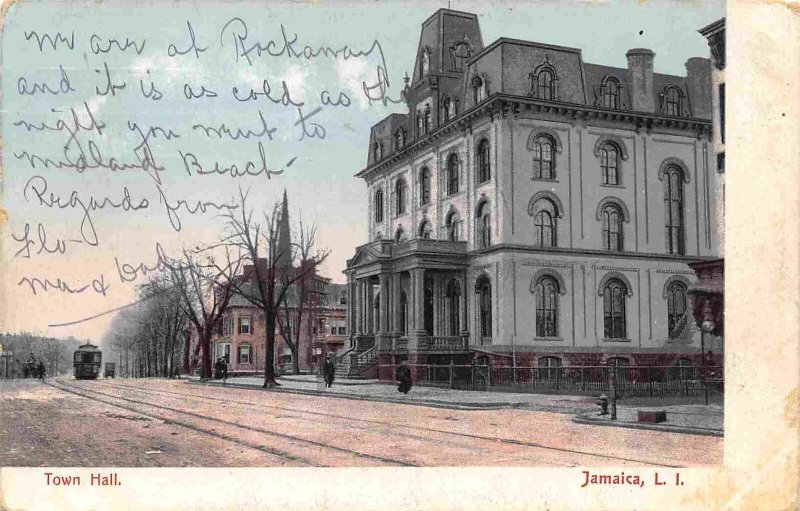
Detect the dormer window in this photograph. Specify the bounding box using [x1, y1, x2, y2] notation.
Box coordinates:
[472, 76, 487, 104]
[394, 128, 406, 150]
[424, 105, 431, 133]
[601, 77, 621, 109]
[529, 55, 558, 101]
[420, 49, 430, 78]
[662, 86, 684, 117]
[373, 141, 383, 162]
[451, 41, 471, 72]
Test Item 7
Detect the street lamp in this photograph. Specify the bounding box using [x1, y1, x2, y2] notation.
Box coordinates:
[700, 302, 715, 406]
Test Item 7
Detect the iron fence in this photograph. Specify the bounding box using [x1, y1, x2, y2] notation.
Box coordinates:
[377, 363, 724, 397]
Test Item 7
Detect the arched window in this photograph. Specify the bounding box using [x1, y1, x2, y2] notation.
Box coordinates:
[446, 210, 461, 241]
[472, 76, 486, 104]
[538, 356, 561, 380]
[600, 143, 620, 185]
[476, 201, 491, 249]
[532, 199, 557, 247]
[602, 279, 627, 339]
[663, 86, 684, 117]
[476, 275, 492, 339]
[373, 141, 383, 162]
[535, 276, 559, 337]
[395, 179, 406, 215]
[418, 220, 432, 239]
[416, 112, 424, 138]
[374, 189, 384, 223]
[451, 41, 471, 72]
[601, 204, 623, 251]
[477, 139, 491, 183]
[420, 49, 430, 78]
[394, 129, 406, 150]
[419, 167, 431, 205]
[664, 166, 685, 255]
[537, 69, 555, 100]
[447, 154, 459, 195]
[395, 227, 405, 242]
[445, 280, 461, 336]
[666, 281, 687, 338]
[532, 135, 555, 179]
[601, 77, 621, 109]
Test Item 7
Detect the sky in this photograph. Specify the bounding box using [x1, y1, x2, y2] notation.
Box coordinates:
[0, 0, 725, 343]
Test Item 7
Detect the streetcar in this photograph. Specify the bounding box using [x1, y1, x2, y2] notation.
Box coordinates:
[73, 343, 102, 380]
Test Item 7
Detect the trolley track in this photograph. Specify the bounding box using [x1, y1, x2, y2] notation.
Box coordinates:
[49, 379, 416, 467]
[88, 379, 685, 468]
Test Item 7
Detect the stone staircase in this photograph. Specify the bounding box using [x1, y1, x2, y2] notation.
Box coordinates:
[335, 345, 378, 379]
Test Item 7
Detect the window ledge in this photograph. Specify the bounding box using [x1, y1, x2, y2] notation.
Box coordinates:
[531, 177, 559, 183]
[600, 183, 625, 189]
[534, 336, 563, 342]
[602, 338, 632, 343]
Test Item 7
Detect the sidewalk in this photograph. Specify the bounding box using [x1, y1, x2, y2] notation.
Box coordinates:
[188, 374, 599, 413]
[573, 404, 723, 437]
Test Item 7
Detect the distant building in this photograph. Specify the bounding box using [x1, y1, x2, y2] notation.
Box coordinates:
[344, 9, 722, 373]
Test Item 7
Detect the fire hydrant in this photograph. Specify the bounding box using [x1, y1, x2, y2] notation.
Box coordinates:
[597, 394, 609, 416]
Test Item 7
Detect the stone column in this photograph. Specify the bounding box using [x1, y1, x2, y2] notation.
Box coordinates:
[432, 276, 441, 336]
[366, 279, 374, 335]
[459, 272, 469, 336]
[392, 272, 402, 335]
[379, 273, 390, 334]
[353, 279, 362, 336]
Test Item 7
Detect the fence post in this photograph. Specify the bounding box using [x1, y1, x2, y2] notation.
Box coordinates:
[683, 369, 689, 396]
[487, 359, 493, 387]
[449, 360, 455, 389]
[428, 364, 432, 383]
[556, 366, 561, 391]
[581, 367, 586, 392]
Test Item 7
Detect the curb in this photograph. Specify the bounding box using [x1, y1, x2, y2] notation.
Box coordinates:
[278, 376, 378, 386]
[186, 379, 526, 411]
[571, 412, 724, 437]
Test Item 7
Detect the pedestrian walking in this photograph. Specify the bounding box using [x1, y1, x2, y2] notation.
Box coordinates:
[221, 356, 229, 383]
[396, 359, 412, 395]
[37, 361, 45, 380]
[323, 356, 336, 388]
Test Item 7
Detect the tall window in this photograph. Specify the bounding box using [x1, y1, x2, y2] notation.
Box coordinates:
[477, 276, 492, 339]
[537, 69, 555, 100]
[600, 143, 620, 185]
[667, 281, 687, 338]
[601, 77, 621, 109]
[418, 220, 432, 239]
[416, 112, 424, 138]
[532, 135, 555, 179]
[719, 84, 725, 143]
[395, 179, 406, 215]
[424, 106, 431, 133]
[451, 41, 471, 72]
[373, 141, 383, 162]
[237, 315, 251, 334]
[399, 291, 408, 334]
[538, 356, 561, 379]
[237, 344, 251, 364]
[446, 211, 461, 241]
[419, 167, 430, 205]
[446, 280, 460, 336]
[374, 189, 384, 223]
[533, 199, 557, 247]
[663, 86, 683, 116]
[420, 49, 430, 78]
[664, 166, 685, 255]
[477, 201, 491, 249]
[477, 139, 491, 183]
[535, 276, 558, 337]
[601, 204, 623, 251]
[442, 97, 453, 123]
[603, 279, 627, 339]
[394, 129, 406, 150]
[447, 154, 459, 195]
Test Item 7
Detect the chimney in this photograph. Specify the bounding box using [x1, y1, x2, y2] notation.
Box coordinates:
[626, 48, 655, 113]
[685, 57, 712, 119]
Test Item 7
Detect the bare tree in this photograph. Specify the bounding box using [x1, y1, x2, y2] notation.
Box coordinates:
[216, 189, 328, 387]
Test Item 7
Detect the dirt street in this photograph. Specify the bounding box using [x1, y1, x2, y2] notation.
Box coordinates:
[0, 378, 722, 467]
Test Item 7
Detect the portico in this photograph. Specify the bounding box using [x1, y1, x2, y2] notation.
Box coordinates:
[345, 238, 470, 358]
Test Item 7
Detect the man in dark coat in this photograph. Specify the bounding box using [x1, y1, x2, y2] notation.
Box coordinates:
[396, 359, 412, 395]
[323, 356, 336, 388]
[37, 361, 45, 380]
[214, 358, 223, 380]
[221, 356, 229, 383]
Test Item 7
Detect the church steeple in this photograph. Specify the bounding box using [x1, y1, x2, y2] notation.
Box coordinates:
[276, 189, 292, 274]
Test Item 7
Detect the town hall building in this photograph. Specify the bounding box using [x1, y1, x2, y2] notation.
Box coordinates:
[343, 9, 721, 374]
